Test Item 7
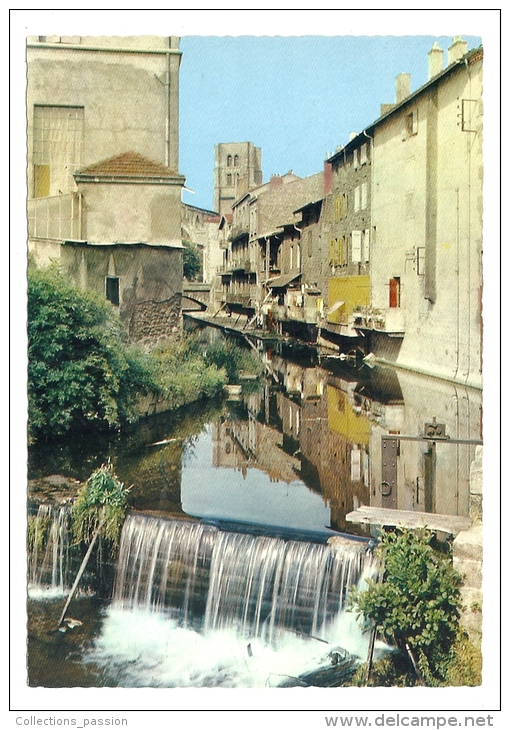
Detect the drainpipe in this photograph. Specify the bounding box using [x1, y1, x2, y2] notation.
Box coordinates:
[293, 224, 302, 273]
[454, 188, 460, 381]
[165, 52, 170, 167]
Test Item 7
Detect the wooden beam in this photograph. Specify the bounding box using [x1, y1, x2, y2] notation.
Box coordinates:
[346, 506, 471, 536]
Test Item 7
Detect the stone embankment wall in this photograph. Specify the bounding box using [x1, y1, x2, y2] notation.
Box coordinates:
[453, 446, 483, 645]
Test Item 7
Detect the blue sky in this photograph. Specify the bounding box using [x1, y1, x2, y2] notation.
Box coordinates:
[179, 34, 481, 211]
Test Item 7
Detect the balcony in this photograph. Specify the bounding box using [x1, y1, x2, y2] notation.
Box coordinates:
[353, 306, 405, 336]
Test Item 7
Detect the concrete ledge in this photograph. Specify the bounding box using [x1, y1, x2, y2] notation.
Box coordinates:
[346, 506, 471, 536]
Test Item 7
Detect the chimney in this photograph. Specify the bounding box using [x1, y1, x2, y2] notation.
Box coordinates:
[380, 103, 395, 116]
[324, 160, 333, 195]
[428, 41, 444, 79]
[349, 132, 358, 141]
[448, 36, 468, 65]
[396, 73, 411, 103]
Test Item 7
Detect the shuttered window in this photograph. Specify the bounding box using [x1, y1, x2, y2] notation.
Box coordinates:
[361, 182, 368, 209]
[354, 186, 360, 212]
[363, 229, 370, 262]
[351, 230, 362, 263]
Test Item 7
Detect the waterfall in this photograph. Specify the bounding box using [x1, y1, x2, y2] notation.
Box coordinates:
[113, 514, 374, 645]
[28, 505, 72, 595]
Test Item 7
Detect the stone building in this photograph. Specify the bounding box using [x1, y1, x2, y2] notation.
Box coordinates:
[220, 171, 324, 322]
[322, 131, 373, 342]
[358, 39, 483, 388]
[27, 35, 185, 343]
[213, 142, 263, 217]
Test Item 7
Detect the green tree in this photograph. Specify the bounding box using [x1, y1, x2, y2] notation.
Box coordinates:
[182, 240, 201, 280]
[351, 528, 463, 686]
[27, 266, 152, 442]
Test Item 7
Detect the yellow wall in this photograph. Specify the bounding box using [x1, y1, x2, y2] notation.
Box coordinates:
[327, 275, 370, 324]
[327, 386, 370, 445]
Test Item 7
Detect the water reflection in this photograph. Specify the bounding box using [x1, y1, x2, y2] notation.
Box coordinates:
[28, 346, 482, 537]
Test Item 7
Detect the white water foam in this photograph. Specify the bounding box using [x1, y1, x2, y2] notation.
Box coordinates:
[85, 607, 348, 688]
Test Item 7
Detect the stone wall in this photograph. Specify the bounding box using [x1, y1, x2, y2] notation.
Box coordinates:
[129, 294, 182, 344]
[453, 446, 483, 645]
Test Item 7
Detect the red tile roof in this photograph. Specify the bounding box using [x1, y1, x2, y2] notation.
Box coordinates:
[76, 151, 178, 178]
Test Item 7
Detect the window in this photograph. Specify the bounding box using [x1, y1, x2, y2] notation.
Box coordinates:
[330, 238, 336, 265]
[234, 154, 239, 167]
[405, 109, 418, 136]
[337, 236, 345, 264]
[353, 149, 359, 170]
[389, 277, 401, 308]
[417, 247, 425, 275]
[351, 230, 362, 263]
[334, 195, 343, 220]
[460, 99, 477, 132]
[360, 144, 367, 165]
[105, 276, 120, 306]
[363, 229, 370, 262]
[227, 173, 232, 185]
[354, 186, 360, 212]
[33, 105, 84, 197]
[361, 182, 368, 210]
[227, 155, 232, 167]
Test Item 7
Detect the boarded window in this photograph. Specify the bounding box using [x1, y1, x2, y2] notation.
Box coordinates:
[351, 230, 362, 263]
[360, 144, 367, 165]
[33, 105, 84, 197]
[105, 276, 120, 306]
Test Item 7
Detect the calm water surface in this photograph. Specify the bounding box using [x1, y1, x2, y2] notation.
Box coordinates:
[27, 339, 482, 687]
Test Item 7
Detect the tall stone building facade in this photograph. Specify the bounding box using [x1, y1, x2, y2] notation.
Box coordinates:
[213, 142, 262, 216]
[26, 35, 185, 344]
[363, 40, 483, 388]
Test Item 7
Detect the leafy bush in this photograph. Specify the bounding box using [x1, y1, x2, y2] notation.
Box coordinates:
[182, 240, 201, 281]
[150, 335, 227, 406]
[27, 268, 227, 443]
[72, 463, 129, 547]
[28, 266, 152, 442]
[350, 528, 463, 686]
[204, 338, 264, 383]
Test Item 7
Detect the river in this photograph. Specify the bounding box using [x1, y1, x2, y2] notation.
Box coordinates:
[26, 331, 482, 687]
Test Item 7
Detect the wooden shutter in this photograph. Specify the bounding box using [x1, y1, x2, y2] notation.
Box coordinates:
[351, 231, 362, 263]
